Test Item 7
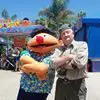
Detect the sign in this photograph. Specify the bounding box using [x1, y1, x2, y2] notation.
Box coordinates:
[13, 36, 26, 48]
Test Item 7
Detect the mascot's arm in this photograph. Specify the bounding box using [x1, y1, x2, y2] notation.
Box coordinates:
[20, 55, 48, 80]
[20, 55, 37, 64]
[21, 63, 48, 80]
[21, 63, 48, 74]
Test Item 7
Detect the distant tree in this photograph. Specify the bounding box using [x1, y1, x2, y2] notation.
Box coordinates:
[1, 9, 9, 19]
[1, 8, 17, 21]
[77, 11, 86, 18]
[35, 18, 47, 26]
[35, 19, 41, 25]
[11, 14, 17, 21]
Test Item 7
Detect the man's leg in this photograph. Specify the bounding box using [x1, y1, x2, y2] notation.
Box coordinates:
[65, 79, 87, 100]
[55, 78, 67, 100]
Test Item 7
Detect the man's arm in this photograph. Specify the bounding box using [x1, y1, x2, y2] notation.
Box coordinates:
[65, 42, 88, 69]
[51, 42, 88, 69]
[52, 56, 69, 67]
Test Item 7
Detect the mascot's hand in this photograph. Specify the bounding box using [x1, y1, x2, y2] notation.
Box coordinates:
[20, 55, 37, 64]
[20, 55, 37, 74]
[21, 66, 31, 74]
[36, 72, 48, 80]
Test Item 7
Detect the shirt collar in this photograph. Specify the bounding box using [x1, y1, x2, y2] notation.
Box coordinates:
[62, 40, 76, 50]
[71, 40, 77, 49]
[64, 40, 75, 48]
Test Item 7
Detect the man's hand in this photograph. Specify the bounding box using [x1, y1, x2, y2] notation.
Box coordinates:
[65, 54, 76, 61]
[52, 54, 75, 68]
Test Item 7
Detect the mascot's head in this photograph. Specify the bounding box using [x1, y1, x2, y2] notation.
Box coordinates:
[27, 26, 63, 55]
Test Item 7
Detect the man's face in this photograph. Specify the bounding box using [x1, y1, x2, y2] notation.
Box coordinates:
[60, 29, 74, 45]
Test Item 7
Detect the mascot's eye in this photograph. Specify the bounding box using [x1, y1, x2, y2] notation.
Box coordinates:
[43, 35, 46, 37]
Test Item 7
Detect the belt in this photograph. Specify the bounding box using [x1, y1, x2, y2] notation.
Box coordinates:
[58, 78, 84, 84]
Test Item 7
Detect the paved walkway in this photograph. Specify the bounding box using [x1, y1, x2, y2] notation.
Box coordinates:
[0, 70, 100, 100]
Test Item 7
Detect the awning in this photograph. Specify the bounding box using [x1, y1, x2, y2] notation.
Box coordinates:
[0, 25, 44, 36]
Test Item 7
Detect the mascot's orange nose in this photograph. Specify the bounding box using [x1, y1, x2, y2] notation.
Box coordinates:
[36, 36, 44, 44]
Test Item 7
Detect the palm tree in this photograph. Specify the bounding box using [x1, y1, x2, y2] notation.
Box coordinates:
[77, 11, 86, 18]
[38, 0, 74, 31]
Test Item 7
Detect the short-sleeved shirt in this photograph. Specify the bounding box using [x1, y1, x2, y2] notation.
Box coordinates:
[20, 50, 54, 93]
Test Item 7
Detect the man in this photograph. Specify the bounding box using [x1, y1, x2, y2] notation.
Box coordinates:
[50, 24, 88, 100]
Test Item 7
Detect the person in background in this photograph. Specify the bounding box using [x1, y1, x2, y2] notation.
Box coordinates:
[7, 48, 13, 56]
[50, 24, 88, 100]
[15, 48, 21, 71]
[0, 53, 7, 69]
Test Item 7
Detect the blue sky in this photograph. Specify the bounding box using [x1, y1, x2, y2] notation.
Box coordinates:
[0, 0, 100, 21]
[68, 0, 100, 18]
